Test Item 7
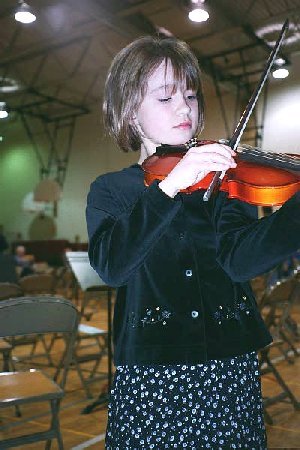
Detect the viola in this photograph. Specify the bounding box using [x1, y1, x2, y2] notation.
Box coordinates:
[142, 140, 300, 206]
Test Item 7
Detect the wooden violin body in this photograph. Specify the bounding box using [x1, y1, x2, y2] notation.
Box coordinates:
[142, 140, 300, 206]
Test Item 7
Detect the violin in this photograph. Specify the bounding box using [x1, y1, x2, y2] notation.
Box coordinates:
[142, 139, 300, 206]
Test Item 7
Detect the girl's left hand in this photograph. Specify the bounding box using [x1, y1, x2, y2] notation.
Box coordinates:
[159, 142, 236, 198]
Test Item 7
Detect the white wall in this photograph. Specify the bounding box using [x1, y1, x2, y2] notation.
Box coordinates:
[262, 52, 300, 154]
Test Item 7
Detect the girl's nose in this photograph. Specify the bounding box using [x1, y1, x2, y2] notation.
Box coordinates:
[176, 96, 190, 115]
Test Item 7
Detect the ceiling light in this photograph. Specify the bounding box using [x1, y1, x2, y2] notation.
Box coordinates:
[188, 0, 209, 23]
[256, 22, 300, 47]
[274, 57, 286, 66]
[0, 77, 21, 93]
[272, 67, 289, 79]
[15, 1, 36, 24]
[189, 8, 209, 22]
[0, 102, 8, 119]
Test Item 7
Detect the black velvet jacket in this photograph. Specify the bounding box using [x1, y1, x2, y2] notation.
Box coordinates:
[86, 164, 300, 365]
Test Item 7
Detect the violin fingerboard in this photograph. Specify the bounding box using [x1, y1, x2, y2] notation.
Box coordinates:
[239, 151, 300, 172]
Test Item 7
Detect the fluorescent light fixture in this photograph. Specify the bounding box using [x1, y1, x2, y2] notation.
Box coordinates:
[189, 8, 209, 22]
[15, 1, 36, 24]
[257, 22, 300, 47]
[0, 77, 21, 93]
[274, 57, 286, 66]
[0, 102, 8, 119]
[272, 67, 289, 79]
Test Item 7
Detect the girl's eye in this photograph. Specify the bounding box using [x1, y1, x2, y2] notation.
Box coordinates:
[158, 97, 171, 103]
[187, 94, 197, 100]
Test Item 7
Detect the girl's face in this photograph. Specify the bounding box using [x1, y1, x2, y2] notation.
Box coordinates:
[134, 60, 199, 158]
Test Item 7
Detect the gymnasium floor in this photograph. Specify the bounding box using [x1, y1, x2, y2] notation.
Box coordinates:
[1, 296, 300, 449]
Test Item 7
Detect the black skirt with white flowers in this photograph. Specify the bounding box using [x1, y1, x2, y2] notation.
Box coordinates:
[105, 352, 267, 449]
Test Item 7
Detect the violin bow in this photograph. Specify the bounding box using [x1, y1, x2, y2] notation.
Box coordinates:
[203, 18, 289, 202]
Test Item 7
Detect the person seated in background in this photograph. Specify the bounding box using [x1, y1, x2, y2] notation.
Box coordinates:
[0, 232, 8, 254]
[14, 245, 35, 278]
[0, 235, 18, 283]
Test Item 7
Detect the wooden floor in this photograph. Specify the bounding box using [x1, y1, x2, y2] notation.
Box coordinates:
[1, 294, 300, 449]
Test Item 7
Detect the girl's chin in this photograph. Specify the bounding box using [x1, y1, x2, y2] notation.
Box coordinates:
[163, 134, 195, 146]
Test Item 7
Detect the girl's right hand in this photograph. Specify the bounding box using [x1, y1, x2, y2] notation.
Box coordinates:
[158, 142, 236, 198]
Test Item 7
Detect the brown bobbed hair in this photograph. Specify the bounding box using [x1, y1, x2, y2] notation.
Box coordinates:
[103, 35, 205, 152]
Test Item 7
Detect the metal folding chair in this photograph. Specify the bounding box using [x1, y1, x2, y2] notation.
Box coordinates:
[0, 296, 78, 449]
[0, 282, 23, 301]
[19, 273, 55, 295]
[62, 252, 111, 398]
[258, 277, 300, 424]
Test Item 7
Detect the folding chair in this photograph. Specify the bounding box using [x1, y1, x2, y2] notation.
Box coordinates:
[0, 282, 23, 301]
[0, 283, 23, 371]
[19, 273, 55, 295]
[63, 252, 111, 399]
[17, 273, 58, 366]
[251, 274, 268, 306]
[0, 283, 24, 416]
[261, 277, 300, 359]
[0, 339, 12, 372]
[259, 277, 300, 423]
[72, 320, 108, 399]
[0, 296, 78, 449]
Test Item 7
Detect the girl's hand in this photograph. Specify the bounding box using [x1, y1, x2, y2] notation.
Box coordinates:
[159, 142, 236, 198]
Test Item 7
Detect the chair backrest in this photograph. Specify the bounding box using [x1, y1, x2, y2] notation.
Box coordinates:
[251, 274, 268, 306]
[266, 278, 298, 304]
[0, 296, 78, 337]
[0, 296, 79, 387]
[0, 282, 23, 301]
[19, 273, 55, 294]
[262, 277, 300, 331]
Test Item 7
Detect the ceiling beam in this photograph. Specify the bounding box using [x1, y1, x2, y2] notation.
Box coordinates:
[0, 35, 91, 69]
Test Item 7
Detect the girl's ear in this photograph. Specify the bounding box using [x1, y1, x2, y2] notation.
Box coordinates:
[130, 115, 141, 131]
[130, 116, 146, 138]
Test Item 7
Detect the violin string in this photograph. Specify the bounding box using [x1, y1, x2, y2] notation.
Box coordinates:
[244, 149, 300, 166]
[239, 143, 299, 162]
[237, 143, 300, 167]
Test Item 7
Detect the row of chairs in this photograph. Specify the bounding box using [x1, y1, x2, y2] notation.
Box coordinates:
[251, 269, 300, 424]
[0, 274, 111, 449]
[0, 295, 78, 449]
[0, 275, 109, 398]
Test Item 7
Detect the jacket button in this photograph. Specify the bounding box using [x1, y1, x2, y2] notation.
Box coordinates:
[185, 269, 193, 277]
[179, 232, 185, 239]
[191, 310, 199, 318]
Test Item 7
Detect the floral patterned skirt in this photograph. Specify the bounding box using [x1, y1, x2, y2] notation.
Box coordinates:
[105, 352, 267, 449]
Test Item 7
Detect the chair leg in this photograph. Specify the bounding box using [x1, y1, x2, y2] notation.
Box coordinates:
[263, 406, 273, 425]
[73, 356, 93, 398]
[280, 329, 300, 357]
[15, 404, 22, 417]
[45, 399, 64, 450]
[1, 346, 22, 417]
[265, 353, 300, 410]
[45, 439, 52, 450]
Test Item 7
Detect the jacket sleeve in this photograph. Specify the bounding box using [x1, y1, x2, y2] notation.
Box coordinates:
[86, 176, 182, 287]
[214, 191, 300, 282]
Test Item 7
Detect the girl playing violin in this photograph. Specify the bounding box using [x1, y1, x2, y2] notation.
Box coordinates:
[86, 35, 300, 449]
